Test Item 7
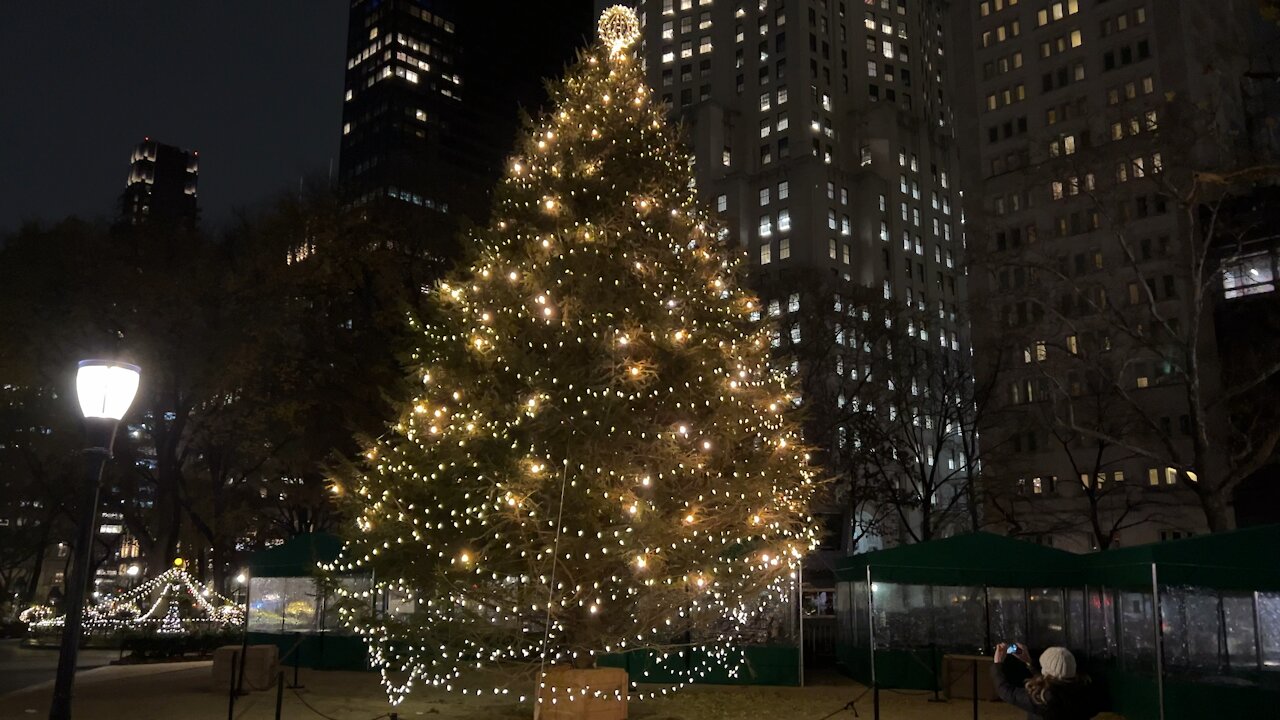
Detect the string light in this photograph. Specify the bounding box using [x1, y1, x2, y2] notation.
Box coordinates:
[330, 5, 820, 708]
[24, 566, 243, 636]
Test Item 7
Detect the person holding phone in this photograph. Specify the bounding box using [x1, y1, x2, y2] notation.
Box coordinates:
[991, 643, 1102, 720]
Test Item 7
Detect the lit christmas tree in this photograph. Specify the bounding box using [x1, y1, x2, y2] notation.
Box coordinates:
[333, 6, 820, 706]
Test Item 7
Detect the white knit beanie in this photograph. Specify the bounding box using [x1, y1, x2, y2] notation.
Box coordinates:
[1039, 647, 1077, 680]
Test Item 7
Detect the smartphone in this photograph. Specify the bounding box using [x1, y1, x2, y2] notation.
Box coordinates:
[1008, 643, 1019, 654]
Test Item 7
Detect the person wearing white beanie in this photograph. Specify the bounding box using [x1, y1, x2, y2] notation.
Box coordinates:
[991, 643, 1102, 720]
[1038, 646, 1077, 680]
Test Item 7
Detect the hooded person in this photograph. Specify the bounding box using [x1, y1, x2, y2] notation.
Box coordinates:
[991, 644, 1103, 720]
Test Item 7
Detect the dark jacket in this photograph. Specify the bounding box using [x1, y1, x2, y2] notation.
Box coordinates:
[990, 661, 1101, 720]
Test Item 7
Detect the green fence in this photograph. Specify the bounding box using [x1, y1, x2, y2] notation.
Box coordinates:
[831, 528, 1280, 720]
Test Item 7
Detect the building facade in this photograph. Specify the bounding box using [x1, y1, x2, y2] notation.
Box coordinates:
[121, 138, 199, 228]
[339, 1, 594, 261]
[949, 0, 1265, 551]
[339, 0, 489, 250]
[624, 0, 974, 561]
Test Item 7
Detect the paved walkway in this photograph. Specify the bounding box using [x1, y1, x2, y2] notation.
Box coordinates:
[0, 660, 1041, 720]
[0, 639, 121, 696]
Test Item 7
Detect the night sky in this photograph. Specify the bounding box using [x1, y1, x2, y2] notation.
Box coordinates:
[0, 1, 593, 235]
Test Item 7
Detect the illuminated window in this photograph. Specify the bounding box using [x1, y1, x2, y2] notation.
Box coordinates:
[1223, 251, 1277, 298]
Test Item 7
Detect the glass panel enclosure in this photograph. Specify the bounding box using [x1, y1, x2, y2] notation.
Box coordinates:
[1087, 587, 1118, 660]
[835, 583, 852, 645]
[1066, 589, 1086, 650]
[988, 588, 1027, 647]
[1222, 594, 1258, 670]
[248, 577, 319, 633]
[1028, 588, 1067, 649]
[1162, 586, 1222, 671]
[1255, 592, 1280, 669]
[852, 581, 868, 648]
[1120, 591, 1156, 672]
[932, 586, 985, 651]
[873, 583, 931, 648]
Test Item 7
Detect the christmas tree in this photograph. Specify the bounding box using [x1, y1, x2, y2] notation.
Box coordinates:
[334, 6, 820, 704]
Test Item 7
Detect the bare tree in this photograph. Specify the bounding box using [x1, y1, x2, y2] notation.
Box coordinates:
[973, 87, 1280, 535]
[767, 271, 994, 545]
[849, 330, 987, 543]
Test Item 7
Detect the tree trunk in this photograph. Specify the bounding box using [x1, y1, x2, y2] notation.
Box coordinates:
[965, 472, 981, 533]
[1197, 485, 1234, 533]
[23, 523, 53, 605]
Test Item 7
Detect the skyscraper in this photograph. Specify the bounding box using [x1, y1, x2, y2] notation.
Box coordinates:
[950, 1, 1264, 550]
[339, 0, 489, 249]
[338, 1, 593, 260]
[121, 138, 199, 228]
[626, 0, 973, 556]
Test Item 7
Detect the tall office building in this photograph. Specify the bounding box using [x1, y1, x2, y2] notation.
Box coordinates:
[950, 1, 1261, 551]
[339, 1, 593, 259]
[625, 0, 973, 558]
[121, 138, 199, 228]
[339, 0, 493, 249]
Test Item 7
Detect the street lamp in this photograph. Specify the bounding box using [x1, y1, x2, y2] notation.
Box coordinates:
[49, 360, 140, 720]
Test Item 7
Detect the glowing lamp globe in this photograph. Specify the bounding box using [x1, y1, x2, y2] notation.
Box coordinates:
[75, 360, 141, 421]
[598, 5, 640, 55]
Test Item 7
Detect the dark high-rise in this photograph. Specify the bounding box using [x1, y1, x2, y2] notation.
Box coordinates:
[338, 0, 495, 251]
[949, 1, 1273, 550]
[338, 1, 594, 260]
[121, 138, 199, 228]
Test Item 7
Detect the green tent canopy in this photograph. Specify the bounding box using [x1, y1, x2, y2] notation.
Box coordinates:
[834, 532, 1084, 588]
[1084, 524, 1280, 592]
[248, 533, 344, 578]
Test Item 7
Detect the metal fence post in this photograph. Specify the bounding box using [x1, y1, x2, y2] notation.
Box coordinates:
[275, 670, 285, 720]
[798, 560, 805, 688]
[1150, 563, 1165, 720]
[228, 650, 239, 720]
[866, 564, 878, 720]
[289, 631, 304, 688]
[971, 658, 979, 720]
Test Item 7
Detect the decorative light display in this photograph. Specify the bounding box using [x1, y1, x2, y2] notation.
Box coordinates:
[330, 5, 821, 707]
[24, 566, 243, 635]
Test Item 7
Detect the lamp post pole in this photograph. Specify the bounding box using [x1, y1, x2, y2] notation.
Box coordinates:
[49, 360, 139, 720]
[49, 436, 113, 720]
